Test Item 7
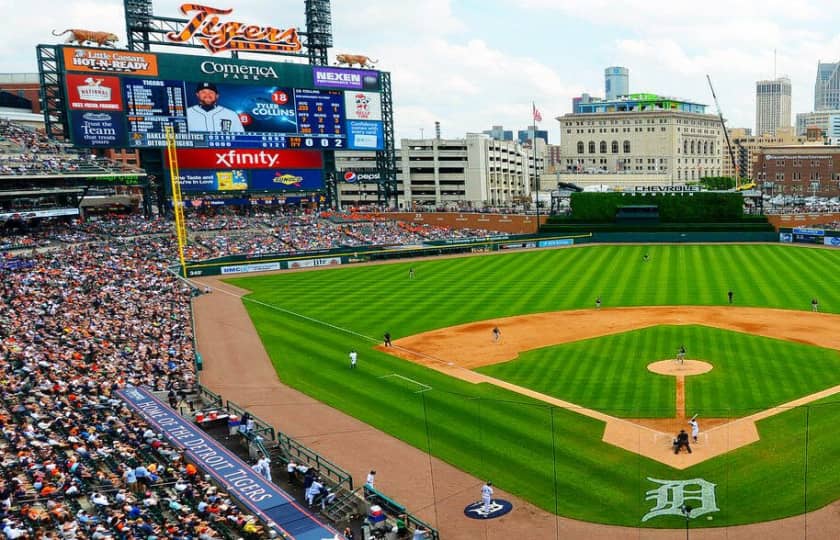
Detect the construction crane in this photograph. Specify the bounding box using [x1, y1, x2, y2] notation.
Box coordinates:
[706, 74, 742, 189]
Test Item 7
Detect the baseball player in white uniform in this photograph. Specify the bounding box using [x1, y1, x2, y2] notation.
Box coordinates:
[255, 453, 271, 482]
[186, 82, 245, 133]
[349, 350, 357, 368]
[689, 417, 700, 443]
[481, 481, 493, 515]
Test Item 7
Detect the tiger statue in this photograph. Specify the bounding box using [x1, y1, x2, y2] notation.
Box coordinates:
[335, 54, 378, 69]
[52, 29, 119, 47]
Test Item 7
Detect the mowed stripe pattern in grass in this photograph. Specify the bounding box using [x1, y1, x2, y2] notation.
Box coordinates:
[477, 325, 840, 417]
[227, 245, 840, 527]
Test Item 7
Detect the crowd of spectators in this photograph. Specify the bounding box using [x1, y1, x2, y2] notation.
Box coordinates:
[0, 228, 276, 539]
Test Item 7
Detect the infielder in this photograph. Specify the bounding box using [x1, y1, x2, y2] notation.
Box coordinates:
[481, 481, 494, 516]
[492, 327, 501, 343]
[186, 82, 245, 133]
[676, 345, 686, 364]
[689, 416, 700, 443]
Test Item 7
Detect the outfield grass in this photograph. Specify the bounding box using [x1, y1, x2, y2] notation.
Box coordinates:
[226, 245, 840, 527]
[477, 325, 840, 417]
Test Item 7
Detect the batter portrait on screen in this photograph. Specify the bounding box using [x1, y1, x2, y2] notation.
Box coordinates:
[186, 82, 245, 133]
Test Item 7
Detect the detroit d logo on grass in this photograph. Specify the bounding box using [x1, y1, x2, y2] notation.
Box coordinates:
[463, 499, 513, 520]
[642, 477, 719, 522]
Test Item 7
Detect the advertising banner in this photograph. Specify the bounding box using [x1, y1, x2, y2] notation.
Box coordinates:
[344, 91, 382, 121]
[63, 47, 159, 76]
[346, 120, 384, 150]
[288, 257, 342, 269]
[178, 170, 248, 191]
[66, 74, 124, 111]
[221, 262, 281, 274]
[249, 169, 323, 191]
[824, 237, 840, 247]
[169, 149, 323, 170]
[313, 67, 380, 91]
[342, 169, 381, 182]
[70, 111, 126, 147]
[538, 238, 574, 248]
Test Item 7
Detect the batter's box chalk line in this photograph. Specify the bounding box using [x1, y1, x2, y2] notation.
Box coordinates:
[655, 431, 709, 445]
[379, 373, 433, 393]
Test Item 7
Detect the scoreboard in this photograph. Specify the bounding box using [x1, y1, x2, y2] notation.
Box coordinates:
[61, 46, 384, 151]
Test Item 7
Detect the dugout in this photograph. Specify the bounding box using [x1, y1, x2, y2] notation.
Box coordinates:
[616, 205, 659, 224]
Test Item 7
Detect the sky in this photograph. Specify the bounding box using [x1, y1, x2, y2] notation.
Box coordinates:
[3, 0, 840, 143]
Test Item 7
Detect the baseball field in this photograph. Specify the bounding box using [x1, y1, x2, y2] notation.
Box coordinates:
[225, 244, 840, 528]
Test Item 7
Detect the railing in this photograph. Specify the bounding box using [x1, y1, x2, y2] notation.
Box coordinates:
[225, 398, 276, 442]
[189, 358, 438, 538]
[197, 384, 224, 409]
[275, 431, 353, 491]
[364, 485, 440, 540]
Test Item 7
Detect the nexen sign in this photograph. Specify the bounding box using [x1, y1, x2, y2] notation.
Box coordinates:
[316, 72, 360, 84]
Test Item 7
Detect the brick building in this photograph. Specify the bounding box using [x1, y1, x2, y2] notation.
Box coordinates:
[755, 146, 840, 198]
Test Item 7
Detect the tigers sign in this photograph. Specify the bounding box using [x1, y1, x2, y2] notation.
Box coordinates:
[166, 4, 302, 55]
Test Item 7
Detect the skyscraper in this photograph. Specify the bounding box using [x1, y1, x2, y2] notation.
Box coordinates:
[604, 67, 629, 100]
[815, 61, 840, 111]
[755, 77, 791, 136]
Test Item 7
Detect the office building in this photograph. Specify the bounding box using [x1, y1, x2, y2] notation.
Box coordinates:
[572, 93, 600, 114]
[482, 125, 514, 141]
[828, 115, 840, 145]
[334, 134, 542, 208]
[605, 67, 629, 100]
[815, 61, 840, 111]
[755, 77, 791, 136]
[755, 145, 840, 197]
[517, 128, 548, 144]
[796, 110, 840, 137]
[557, 93, 723, 185]
[722, 127, 809, 180]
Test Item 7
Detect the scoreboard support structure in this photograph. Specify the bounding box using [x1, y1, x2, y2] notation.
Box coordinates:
[36, 45, 67, 140]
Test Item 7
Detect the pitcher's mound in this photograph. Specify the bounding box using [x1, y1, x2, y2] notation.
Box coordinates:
[648, 359, 713, 376]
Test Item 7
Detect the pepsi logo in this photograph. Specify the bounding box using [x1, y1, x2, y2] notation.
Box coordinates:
[344, 171, 357, 183]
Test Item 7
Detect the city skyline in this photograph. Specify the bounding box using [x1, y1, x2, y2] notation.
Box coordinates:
[4, 0, 840, 142]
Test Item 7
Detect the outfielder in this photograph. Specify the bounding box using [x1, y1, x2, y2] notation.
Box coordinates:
[349, 350, 357, 369]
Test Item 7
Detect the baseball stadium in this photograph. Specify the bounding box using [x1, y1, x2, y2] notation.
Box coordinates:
[2, 1, 840, 540]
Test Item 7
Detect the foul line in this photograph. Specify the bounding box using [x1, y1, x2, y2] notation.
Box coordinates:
[379, 373, 433, 393]
[208, 282, 379, 343]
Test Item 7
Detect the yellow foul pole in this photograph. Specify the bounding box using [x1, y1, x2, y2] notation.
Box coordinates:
[164, 125, 188, 276]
